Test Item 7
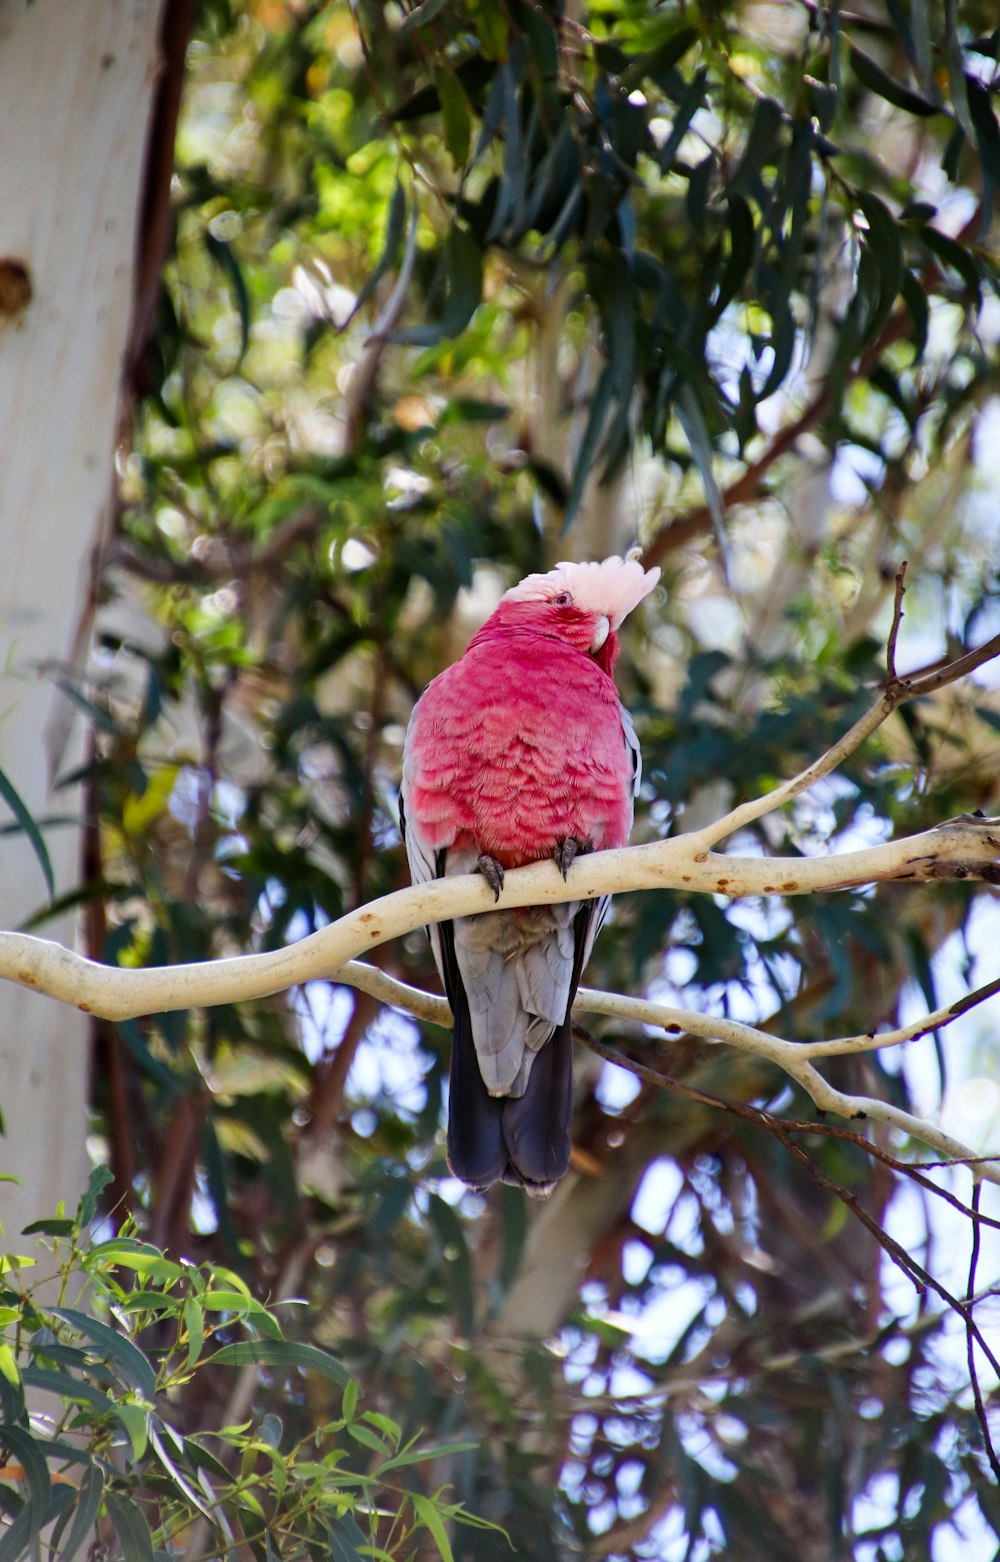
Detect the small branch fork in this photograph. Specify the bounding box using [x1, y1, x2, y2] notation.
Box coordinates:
[576, 1028, 1000, 1481]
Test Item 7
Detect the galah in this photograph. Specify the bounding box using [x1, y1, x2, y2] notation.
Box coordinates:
[400, 554, 660, 1195]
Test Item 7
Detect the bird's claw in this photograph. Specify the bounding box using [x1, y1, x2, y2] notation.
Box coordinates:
[554, 836, 592, 880]
[477, 853, 505, 902]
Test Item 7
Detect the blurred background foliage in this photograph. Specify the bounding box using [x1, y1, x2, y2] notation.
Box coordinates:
[29, 0, 1000, 1555]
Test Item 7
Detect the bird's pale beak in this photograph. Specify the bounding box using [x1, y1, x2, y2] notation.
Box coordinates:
[590, 614, 611, 653]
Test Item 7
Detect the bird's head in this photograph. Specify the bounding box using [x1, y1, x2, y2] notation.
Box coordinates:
[480, 554, 660, 674]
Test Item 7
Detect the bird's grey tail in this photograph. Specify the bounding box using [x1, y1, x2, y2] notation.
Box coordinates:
[442, 908, 591, 1197]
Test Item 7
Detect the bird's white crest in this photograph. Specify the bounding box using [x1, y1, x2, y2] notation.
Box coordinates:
[502, 553, 661, 631]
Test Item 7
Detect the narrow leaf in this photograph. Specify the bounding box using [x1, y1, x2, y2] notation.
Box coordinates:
[57, 1462, 104, 1561]
[348, 181, 407, 323]
[51, 1310, 157, 1402]
[848, 44, 939, 116]
[0, 1425, 50, 1516]
[211, 1339, 350, 1388]
[327, 1514, 367, 1562]
[0, 767, 54, 899]
[435, 67, 472, 168]
[204, 232, 250, 359]
[411, 1493, 455, 1562]
[399, 0, 449, 33]
[105, 1491, 155, 1562]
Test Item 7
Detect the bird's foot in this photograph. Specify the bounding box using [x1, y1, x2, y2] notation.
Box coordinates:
[554, 836, 592, 880]
[477, 853, 505, 902]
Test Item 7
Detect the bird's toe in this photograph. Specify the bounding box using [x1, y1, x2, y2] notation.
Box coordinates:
[477, 853, 505, 902]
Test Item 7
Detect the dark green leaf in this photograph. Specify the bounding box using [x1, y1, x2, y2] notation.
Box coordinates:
[919, 226, 983, 301]
[848, 45, 939, 117]
[618, 26, 699, 92]
[0, 1425, 50, 1518]
[399, 0, 449, 34]
[50, 1310, 157, 1401]
[105, 1491, 155, 1562]
[436, 67, 472, 168]
[391, 226, 482, 347]
[712, 191, 755, 321]
[20, 1366, 120, 1419]
[0, 767, 54, 899]
[562, 362, 614, 529]
[0, 1496, 36, 1562]
[211, 1339, 350, 1388]
[204, 232, 250, 359]
[326, 1513, 367, 1562]
[57, 1462, 104, 1561]
[349, 181, 407, 322]
[75, 1164, 114, 1230]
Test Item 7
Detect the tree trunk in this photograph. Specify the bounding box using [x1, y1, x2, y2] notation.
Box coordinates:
[0, 0, 166, 1247]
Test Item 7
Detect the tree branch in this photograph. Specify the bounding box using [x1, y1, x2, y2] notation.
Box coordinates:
[1, 633, 997, 1184]
[3, 811, 999, 1022]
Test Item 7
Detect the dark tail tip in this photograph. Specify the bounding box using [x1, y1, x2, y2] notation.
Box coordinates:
[500, 1016, 573, 1191]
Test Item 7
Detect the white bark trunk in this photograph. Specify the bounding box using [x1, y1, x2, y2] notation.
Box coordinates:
[0, 0, 164, 1246]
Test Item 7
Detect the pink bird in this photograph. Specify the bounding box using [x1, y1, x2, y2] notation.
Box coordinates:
[401, 555, 660, 1195]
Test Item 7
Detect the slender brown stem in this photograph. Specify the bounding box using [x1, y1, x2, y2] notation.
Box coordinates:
[886, 560, 907, 684]
[576, 1030, 1000, 1432]
[966, 1181, 1000, 1482]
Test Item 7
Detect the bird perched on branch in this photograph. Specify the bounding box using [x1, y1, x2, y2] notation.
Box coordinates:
[401, 554, 660, 1195]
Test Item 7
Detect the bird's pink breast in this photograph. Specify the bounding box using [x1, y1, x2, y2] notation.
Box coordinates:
[405, 630, 632, 867]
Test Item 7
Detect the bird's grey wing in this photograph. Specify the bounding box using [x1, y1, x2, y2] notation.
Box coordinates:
[398, 778, 448, 992]
[575, 701, 642, 972]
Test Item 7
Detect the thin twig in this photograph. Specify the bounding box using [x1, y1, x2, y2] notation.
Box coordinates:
[966, 1180, 1000, 1482]
[886, 560, 907, 685]
[576, 1031, 1000, 1387]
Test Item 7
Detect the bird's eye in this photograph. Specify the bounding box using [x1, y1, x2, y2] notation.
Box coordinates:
[551, 592, 572, 606]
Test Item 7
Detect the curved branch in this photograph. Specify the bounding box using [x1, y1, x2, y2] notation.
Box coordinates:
[2, 812, 999, 1021]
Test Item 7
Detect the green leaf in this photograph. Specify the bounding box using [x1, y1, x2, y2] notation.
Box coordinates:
[20, 1366, 120, 1419]
[20, 1218, 74, 1238]
[856, 191, 903, 340]
[375, 1439, 476, 1475]
[0, 767, 54, 899]
[58, 1462, 104, 1561]
[346, 1422, 392, 1455]
[327, 1513, 367, 1562]
[562, 362, 614, 529]
[848, 44, 939, 117]
[204, 231, 251, 359]
[148, 1422, 211, 1518]
[712, 191, 755, 321]
[348, 180, 407, 323]
[105, 1490, 155, 1562]
[85, 1240, 183, 1282]
[183, 1297, 204, 1371]
[618, 25, 698, 92]
[399, 0, 449, 34]
[676, 385, 727, 566]
[435, 67, 472, 169]
[0, 1424, 51, 1518]
[0, 1348, 18, 1390]
[342, 1378, 359, 1423]
[0, 1497, 36, 1562]
[75, 1164, 114, 1230]
[411, 1493, 455, 1562]
[51, 1309, 157, 1402]
[900, 268, 929, 358]
[115, 1399, 149, 1461]
[968, 79, 1000, 222]
[211, 1339, 350, 1388]
[919, 225, 983, 302]
[391, 226, 482, 346]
